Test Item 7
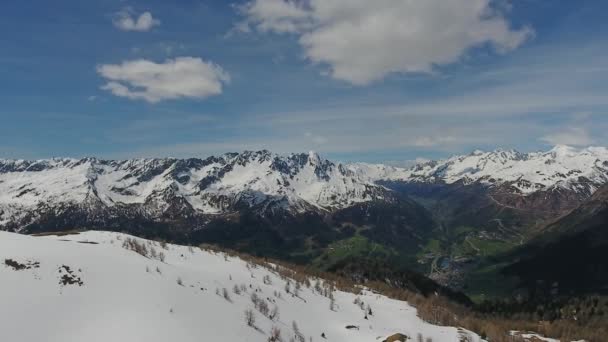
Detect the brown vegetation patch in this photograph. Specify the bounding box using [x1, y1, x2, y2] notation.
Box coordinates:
[383, 333, 410, 342]
[58, 265, 83, 286]
[4, 258, 40, 271]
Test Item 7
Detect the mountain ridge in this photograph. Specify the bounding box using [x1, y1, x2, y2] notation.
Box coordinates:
[352, 145, 608, 196]
[2, 145, 607, 237]
[0, 150, 393, 232]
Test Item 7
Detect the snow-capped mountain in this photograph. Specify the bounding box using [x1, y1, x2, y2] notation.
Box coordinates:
[2, 146, 607, 234]
[0, 230, 484, 342]
[351, 145, 608, 196]
[0, 150, 389, 231]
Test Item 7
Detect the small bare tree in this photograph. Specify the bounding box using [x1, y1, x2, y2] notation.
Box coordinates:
[245, 309, 256, 327]
[268, 326, 282, 342]
[292, 321, 305, 342]
[251, 292, 260, 306]
[270, 305, 280, 321]
[258, 299, 270, 316]
[285, 281, 291, 294]
[233, 284, 242, 295]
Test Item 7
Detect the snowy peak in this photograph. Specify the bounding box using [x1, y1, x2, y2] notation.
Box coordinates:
[2, 146, 608, 232]
[0, 151, 390, 230]
[351, 145, 608, 195]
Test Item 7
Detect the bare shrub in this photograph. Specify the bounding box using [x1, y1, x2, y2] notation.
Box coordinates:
[268, 326, 282, 342]
[270, 305, 280, 321]
[245, 309, 256, 327]
[122, 237, 148, 257]
[292, 321, 305, 342]
[251, 292, 260, 306]
[258, 299, 270, 316]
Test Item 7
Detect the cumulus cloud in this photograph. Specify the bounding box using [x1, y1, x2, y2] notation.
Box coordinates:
[238, 0, 533, 85]
[97, 57, 230, 103]
[113, 8, 160, 32]
[540, 127, 594, 146]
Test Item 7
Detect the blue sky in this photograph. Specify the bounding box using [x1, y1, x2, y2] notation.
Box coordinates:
[1, 0, 607, 163]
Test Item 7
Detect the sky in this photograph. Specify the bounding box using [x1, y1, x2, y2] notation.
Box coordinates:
[1, 0, 607, 164]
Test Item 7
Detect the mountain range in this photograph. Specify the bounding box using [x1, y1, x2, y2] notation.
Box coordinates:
[2, 145, 608, 300]
[2, 145, 607, 230]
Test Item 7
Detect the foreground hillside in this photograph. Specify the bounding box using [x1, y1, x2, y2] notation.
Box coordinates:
[0, 230, 481, 342]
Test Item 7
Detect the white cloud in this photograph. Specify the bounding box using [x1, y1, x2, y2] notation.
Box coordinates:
[113, 8, 160, 32]
[238, 0, 533, 85]
[238, 0, 311, 34]
[97, 57, 230, 103]
[540, 127, 594, 146]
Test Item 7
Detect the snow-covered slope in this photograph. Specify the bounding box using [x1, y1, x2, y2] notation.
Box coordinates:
[0, 151, 388, 230]
[350, 145, 608, 195]
[0, 230, 482, 342]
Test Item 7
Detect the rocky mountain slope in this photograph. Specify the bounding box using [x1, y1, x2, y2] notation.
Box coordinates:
[0, 150, 391, 233]
[349, 146, 608, 293]
[358, 145, 608, 240]
[502, 184, 608, 296]
[2, 145, 606, 234]
[0, 230, 483, 342]
[353, 145, 608, 196]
